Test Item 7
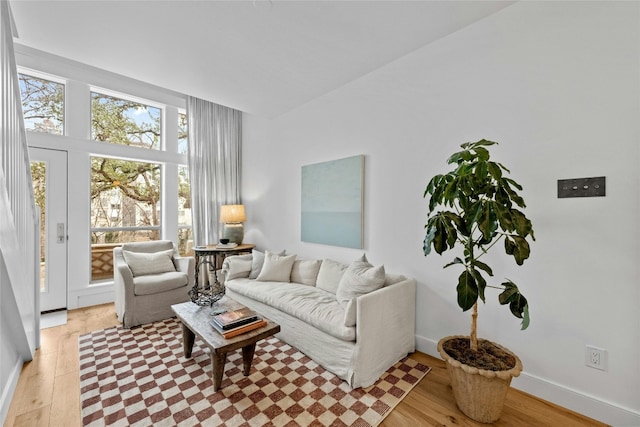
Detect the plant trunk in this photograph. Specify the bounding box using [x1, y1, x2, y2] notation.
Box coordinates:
[470, 302, 478, 351]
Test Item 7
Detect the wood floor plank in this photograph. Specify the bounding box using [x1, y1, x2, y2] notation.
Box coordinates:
[4, 303, 609, 427]
[55, 333, 79, 377]
[49, 371, 82, 427]
[11, 406, 50, 427]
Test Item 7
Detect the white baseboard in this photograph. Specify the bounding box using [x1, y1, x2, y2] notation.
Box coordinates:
[0, 358, 24, 426]
[415, 335, 640, 427]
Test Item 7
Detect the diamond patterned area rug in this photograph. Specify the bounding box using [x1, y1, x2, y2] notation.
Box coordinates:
[79, 317, 430, 426]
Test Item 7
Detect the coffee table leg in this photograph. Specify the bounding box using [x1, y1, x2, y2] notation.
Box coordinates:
[212, 351, 227, 392]
[242, 343, 256, 376]
[181, 323, 195, 358]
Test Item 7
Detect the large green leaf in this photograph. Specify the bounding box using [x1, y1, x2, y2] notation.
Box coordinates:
[474, 147, 490, 162]
[494, 202, 514, 233]
[504, 235, 531, 265]
[424, 174, 442, 198]
[461, 139, 497, 150]
[424, 212, 461, 255]
[469, 267, 487, 303]
[487, 162, 503, 180]
[512, 209, 535, 239]
[521, 304, 530, 330]
[423, 225, 436, 255]
[498, 280, 530, 329]
[478, 201, 498, 240]
[457, 270, 478, 311]
[471, 259, 493, 276]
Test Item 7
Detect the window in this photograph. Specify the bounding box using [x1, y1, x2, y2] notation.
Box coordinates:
[30, 161, 46, 291]
[178, 112, 188, 154]
[18, 73, 64, 135]
[91, 92, 161, 149]
[178, 166, 192, 255]
[90, 156, 162, 281]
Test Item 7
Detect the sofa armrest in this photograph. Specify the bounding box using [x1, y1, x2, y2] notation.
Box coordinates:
[113, 258, 135, 323]
[174, 256, 195, 287]
[352, 278, 416, 387]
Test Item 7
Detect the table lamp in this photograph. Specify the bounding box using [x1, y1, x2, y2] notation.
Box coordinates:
[220, 204, 246, 244]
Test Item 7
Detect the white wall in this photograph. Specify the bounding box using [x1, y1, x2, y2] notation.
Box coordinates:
[242, 2, 640, 425]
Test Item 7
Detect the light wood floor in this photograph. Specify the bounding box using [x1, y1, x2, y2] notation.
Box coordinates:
[4, 303, 607, 427]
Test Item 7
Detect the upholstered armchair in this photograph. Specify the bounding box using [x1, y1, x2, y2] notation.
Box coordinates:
[114, 240, 195, 328]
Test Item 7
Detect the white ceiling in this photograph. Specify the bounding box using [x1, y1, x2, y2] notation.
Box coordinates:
[9, 1, 514, 118]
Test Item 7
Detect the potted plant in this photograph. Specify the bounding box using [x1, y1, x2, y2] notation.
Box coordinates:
[423, 139, 535, 423]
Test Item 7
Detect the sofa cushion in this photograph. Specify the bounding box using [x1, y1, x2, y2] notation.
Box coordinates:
[316, 259, 348, 294]
[290, 259, 322, 286]
[226, 278, 355, 341]
[384, 273, 407, 287]
[133, 271, 188, 295]
[249, 249, 286, 279]
[225, 254, 253, 280]
[343, 298, 357, 327]
[123, 249, 176, 277]
[336, 259, 385, 306]
[257, 252, 296, 282]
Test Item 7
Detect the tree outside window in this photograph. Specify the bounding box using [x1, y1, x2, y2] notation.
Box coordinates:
[178, 112, 188, 155]
[91, 92, 161, 149]
[18, 73, 64, 135]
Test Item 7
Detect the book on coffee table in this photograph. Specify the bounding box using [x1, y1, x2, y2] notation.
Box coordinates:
[211, 306, 258, 330]
[209, 317, 268, 339]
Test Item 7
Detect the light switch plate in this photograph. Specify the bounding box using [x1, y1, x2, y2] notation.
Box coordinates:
[558, 177, 605, 198]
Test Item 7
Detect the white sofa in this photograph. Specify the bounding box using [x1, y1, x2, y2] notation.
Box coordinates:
[221, 250, 416, 388]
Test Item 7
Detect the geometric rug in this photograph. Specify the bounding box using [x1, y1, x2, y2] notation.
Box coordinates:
[79, 317, 430, 426]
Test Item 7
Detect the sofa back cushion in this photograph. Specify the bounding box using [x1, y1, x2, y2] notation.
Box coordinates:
[336, 259, 385, 306]
[316, 259, 348, 294]
[256, 251, 297, 282]
[225, 254, 253, 280]
[290, 259, 322, 286]
[249, 249, 286, 279]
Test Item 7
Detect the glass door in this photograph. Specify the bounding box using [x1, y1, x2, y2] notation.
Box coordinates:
[30, 147, 68, 312]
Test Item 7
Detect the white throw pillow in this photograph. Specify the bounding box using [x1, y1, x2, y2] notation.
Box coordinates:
[225, 254, 253, 280]
[290, 259, 322, 286]
[249, 249, 286, 279]
[315, 259, 348, 294]
[256, 251, 297, 282]
[122, 249, 176, 277]
[335, 258, 385, 306]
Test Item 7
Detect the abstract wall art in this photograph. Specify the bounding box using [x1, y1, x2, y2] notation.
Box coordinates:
[301, 155, 364, 249]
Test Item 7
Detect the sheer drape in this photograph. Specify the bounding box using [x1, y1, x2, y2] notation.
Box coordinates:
[187, 97, 242, 246]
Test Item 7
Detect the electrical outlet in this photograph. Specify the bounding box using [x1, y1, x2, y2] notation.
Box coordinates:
[585, 346, 607, 371]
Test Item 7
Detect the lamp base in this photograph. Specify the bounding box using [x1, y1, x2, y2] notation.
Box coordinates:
[223, 223, 244, 245]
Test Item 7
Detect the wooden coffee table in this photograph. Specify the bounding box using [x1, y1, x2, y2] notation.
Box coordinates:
[171, 297, 280, 392]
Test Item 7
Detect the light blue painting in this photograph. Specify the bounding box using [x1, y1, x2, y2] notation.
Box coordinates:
[301, 155, 364, 249]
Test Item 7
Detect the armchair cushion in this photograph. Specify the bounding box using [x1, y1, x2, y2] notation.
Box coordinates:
[122, 249, 176, 277]
[133, 271, 189, 295]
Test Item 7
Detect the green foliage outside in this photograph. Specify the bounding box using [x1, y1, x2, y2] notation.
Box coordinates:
[20, 74, 192, 254]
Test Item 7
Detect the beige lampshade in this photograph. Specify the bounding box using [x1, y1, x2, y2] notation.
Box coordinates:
[219, 204, 246, 223]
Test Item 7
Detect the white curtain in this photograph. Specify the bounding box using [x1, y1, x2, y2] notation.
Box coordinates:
[187, 97, 242, 246]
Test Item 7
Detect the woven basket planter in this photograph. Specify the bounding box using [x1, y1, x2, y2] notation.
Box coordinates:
[437, 335, 523, 423]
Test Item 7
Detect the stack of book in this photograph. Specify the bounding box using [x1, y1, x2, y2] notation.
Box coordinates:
[210, 306, 267, 339]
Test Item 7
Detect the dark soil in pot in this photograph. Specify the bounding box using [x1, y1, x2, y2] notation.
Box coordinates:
[442, 337, 516, 371]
